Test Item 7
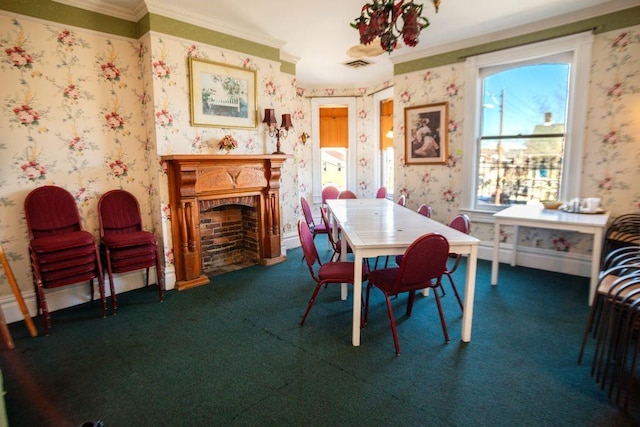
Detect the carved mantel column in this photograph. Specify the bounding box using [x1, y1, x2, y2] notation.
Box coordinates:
[162, 154, 288, 290]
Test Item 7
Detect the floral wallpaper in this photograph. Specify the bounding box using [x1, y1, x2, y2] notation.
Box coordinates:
[0, 4, 638, 316]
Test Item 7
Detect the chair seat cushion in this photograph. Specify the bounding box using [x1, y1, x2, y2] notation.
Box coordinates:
[30, 231, 95, 253]
[102, 231, 156, 248]
[38, 254, 97, 273]
[34, 244, 96, 264]
[319, 261, 368, 282]
[41, 270, 99, 289]
[104, 244, 156, 260]
[109, 254, 156, 270]
[312, 223, 328, 235]
[39, 261, 97, 284]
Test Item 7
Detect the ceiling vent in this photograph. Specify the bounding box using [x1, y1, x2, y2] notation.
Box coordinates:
[343, 59, 372, 69]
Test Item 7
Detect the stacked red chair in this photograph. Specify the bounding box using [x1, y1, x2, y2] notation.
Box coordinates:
[24, 185, 107, 334]
[98, 190, 164, 314]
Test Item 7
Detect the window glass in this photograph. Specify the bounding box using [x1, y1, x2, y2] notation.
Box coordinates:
[477, 63, 569, 207]
[321, 147, 347, 190]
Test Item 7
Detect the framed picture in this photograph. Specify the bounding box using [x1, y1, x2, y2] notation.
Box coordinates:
[188, 57, 257, 129]
[404, 102, 448, 165]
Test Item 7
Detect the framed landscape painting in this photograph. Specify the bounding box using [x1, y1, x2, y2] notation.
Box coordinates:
[404, 102, 448, 165]
[189, 57, 257, 129]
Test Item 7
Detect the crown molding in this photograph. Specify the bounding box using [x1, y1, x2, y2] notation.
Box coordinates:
[51, 0, 147, 21]
[144, 0, 285, 50]
[391, 0, 639, 64]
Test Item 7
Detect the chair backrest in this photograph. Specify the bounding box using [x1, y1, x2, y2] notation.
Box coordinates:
[320, 207, 338, 249]
[448, 214, 471, 234]
[298, 220, 321, 279]
[98, 190, 144, 237]
[396, 194, 406, 207]
[394, 233, 449, 294]
[338, 190, 357, 199]
[24, 185, 83, 239]
[417, 204, 432, 218]
[300, 196, 316, 228]
[376, 187, 387, 199]
[321, 185, 340, 205]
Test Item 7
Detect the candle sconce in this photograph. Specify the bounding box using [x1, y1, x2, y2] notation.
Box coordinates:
[263, 108, 293, 155]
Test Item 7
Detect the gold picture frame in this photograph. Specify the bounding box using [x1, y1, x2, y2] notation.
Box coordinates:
[404, 102, 448, 165]
[188, 57, 257, 129]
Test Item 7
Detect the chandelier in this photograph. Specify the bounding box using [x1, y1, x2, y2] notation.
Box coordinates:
[351, 0, 442, 54]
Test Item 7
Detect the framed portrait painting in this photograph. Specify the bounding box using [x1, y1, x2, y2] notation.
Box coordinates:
[188, 57, 257, 129]
[404, 102, 448, 165]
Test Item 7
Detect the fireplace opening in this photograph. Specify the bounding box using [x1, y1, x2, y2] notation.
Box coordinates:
[200, 203, 259, 276]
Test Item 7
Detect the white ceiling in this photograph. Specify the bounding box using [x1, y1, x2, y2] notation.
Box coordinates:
[59, 0, 637, 88]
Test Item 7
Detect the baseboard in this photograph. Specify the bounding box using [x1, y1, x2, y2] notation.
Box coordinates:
[0, 268, 160, 325]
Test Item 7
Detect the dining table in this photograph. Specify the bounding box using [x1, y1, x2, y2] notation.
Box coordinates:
[326, 198, 481, 346]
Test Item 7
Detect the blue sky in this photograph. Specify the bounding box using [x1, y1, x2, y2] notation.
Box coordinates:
[481, 63, 570, 136]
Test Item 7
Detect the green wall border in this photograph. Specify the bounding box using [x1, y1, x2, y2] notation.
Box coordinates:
[395, 6, 640, 75]
[0, 0, 294, 74]
[0, 0, 137, 38]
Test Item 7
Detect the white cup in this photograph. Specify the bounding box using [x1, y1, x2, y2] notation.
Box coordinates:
[581, 197, 600, 212]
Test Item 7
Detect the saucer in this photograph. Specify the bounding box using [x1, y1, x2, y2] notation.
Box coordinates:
[561, 206, 605, 214]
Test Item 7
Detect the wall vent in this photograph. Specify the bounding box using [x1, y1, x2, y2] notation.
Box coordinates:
[343, 59, 372, 68]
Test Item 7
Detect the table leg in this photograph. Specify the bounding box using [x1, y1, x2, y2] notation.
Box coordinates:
[461, 245, 478, 342]
[352, 251, 363, 346]
[511, 225, 519, 267]
[340, 229, 348, 301]
[491, 220, 501, 285]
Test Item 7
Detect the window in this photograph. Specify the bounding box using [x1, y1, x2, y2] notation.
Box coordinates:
[374, 87, 395, 198]
[319, 107, 348, 189]
[462, 33, 594, 213]
[311, 97, 356, 204]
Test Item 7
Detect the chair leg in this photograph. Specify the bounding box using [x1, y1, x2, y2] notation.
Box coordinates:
[406, 290, 416, 317]
[446, 274, 464, 312]
[433, 291, 450, 343]
[383, 293, 401, 354]
[155, 255, 165, 303]
[363, 283, 372, 325]
[105, 258, 117, 315]
[578, 295, 602, 365]
[300, 283, 323, 326]
[35, 279, 51, 335]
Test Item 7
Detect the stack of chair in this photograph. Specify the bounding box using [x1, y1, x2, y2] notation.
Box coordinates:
[98, 189, 164, 314]
[578, 245, 640, 411]
[24, 186, 107, 334]
[601, 213, 640, 267]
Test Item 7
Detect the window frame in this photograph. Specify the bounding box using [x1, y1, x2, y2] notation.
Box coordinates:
[461, 32, 594, 216]
[311, 97, 357, 204]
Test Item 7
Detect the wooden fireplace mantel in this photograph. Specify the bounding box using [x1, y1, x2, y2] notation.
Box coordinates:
[162, 154, 288, 290]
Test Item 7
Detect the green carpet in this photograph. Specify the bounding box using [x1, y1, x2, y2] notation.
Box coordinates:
[1, 246, 638, 427]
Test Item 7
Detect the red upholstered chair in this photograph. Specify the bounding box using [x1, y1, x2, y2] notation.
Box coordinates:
[320, 206, 352, 262]
[417, 203, 433, 218]
[297, 220, 368, 327]
[337, 190, 357, 199]
[300, 196, 328, 241]
[375, 187, 387, 199]
[24, 185, 107, 334]
[98, 190, 164, 314]
[364, 232, 450, 354]
[321, 185, 340, 205]
[396, 194, 406, 207]
[443, 214, 470, 311]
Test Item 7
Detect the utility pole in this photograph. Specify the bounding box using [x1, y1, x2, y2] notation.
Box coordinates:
[494, 88, 505, 205]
